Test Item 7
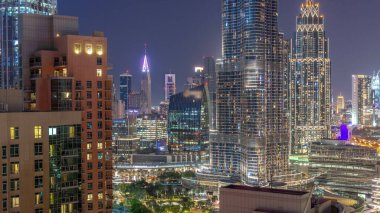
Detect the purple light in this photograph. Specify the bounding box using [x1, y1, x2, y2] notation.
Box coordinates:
[339, 124, 349, 140]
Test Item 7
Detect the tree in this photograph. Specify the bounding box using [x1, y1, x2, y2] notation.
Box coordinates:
[130, 199, 152, 213]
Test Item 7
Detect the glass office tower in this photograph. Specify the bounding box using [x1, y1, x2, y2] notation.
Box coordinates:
[120, 71, 132, 111]
[211, 0, 288, 185]
[0, 0, 57, 88]
[289, 0, 331, 154]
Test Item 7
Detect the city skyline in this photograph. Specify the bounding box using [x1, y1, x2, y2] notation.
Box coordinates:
[58, 0, 380, 105]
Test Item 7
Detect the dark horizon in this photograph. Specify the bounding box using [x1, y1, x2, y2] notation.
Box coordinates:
[59, 0, 380, 105]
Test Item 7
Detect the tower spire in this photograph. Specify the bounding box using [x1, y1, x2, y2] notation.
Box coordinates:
[142, 44, 150, 73]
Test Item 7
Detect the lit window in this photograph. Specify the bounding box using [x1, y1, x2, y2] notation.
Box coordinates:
[11, 196, 19, 208]
[85, 44, 93, 55]
[10, 162, 19, 175]
[10, 127, 19, 140]
[74, 43, 82, 54]
[50, 193, 54, 205]
[98, 193, 103, 200]
[96, 45, 103, 56]
[96, 69, 102, 77]
[97, 142, 103, 150]
[34, 126, 42, 139]
[49, 128, 57, 136]
[87, 193, 93, 201]
[35, 192, 43, 204]
[87, 143, 92, 150]
[97, 152, 103, 160]
[87, 153, 92, 160]
[69, 126, 75, 138]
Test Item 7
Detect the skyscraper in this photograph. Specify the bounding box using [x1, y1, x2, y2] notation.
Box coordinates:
[371, 71, 380, 127]
[120, 71, 132, 111]
[0, 0, 57, 89]
[140, 47, 152, 114]
[289, 0, 331, 154]
[164, 73, 176, 101]
[211, 0, 288, 185]
[203, 56, 217, 130]
[352, 74, 371, 126]
[336, 95, 345, 114]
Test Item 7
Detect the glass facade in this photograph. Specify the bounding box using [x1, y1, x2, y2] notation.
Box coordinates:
[212, 0, 288, 185]
[352, 75, 371, 126]
[51, 79, 73, 111]
[49, 124, 81, 212]
[168, 85, 210, 162]
[289, 0, 331, 154]
[136, 114, 167, 150]
[119, 72, 132, 111]
[0, 0, 57, 88]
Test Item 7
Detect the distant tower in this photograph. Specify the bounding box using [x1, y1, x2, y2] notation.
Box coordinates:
[120, 71, 132, 111]
[352, 75, 371, 125]
[141, 45, 152, 114]
[165, 74, 176, 101]
[336, 95, 345, 114]
[289, 0, 332, 154]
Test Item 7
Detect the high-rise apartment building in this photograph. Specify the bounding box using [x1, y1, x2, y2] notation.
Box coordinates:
[0, 91, 82, 213]
[120, 71, 132, 111]
[140, 48, 152, 114]
[352, 75, 372, 126]
[211, 0, 288, 185]
[21, 14, 113, 212]
[336, 95, 345, 114]
[289, 0, 331, 154]
[164, 74, 176, 101]
[0, 0, 57, 89]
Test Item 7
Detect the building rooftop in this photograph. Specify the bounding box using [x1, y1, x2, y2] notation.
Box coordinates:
[222, 185, 309, 196]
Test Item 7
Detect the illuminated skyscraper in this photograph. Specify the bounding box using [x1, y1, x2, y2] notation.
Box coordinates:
[140, 46, 152, 114]
[352, 74, 371, 126]
[120, 71, 132, 111]
[371, 71, 380, 127]
[336, 95, 345, 114]
[0, 0, 57, 88]
[211, 0, 288, 185]
[289, 0, 331, 154]
[164, 73, 176, 101]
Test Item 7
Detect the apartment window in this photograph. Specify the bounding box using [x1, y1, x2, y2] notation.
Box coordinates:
[10, 162, 19, 175]
[88, 183, 93, 190]
[97, 152, 103, 160]
[11, 196, 19, 208]
[87, 153, 92, 160]
[87, 132, 92, 139]
[97, 81, 102, 89]
[34, 143, 43, 155]
[97, 121, 103, 129]
[96, 69, 102, 77]
[98, 182, 103, 189]
[87, 193, 93, 201]
[34, 126, 42, 139]
[87, 122, 92, 130]
[87, 101, 92, 109]
[86, 81, 92, 89]
[48, 127, 57, 136]
[10, 145, 19, 157]
[2, 181, 6, 193]
[97, 142, 103, 150]
[87, 173, 93, 180]
[97, 91, 102, 99]
[88, 203, 93, 211]
[69, 126, 75, 138]
[87, 143, 92, 150]
[98, 193, 103, 200]
[2, 198, 6, 211]
[35, 209, 43, 213]
[35, 192, 43, 204]
[2, 164, 6, 176]
[97, 111, 102, 119]
[98, 172, 103, 179]
[97, 131, 103, 139]
[98, 201, 104, 209]
[97, 101, 102, 109]
[35, 160, 43, 172]
[1, 146, 5, 159]
[87, 91, 92, 99]
[96, 45, 103, 55]
[74, 43, 82, 54]
[85, 44, 93, 55]
[75, 80, 82, 89]
[10, 127, 19, 140]
[87, 162, 93, 170]
[34, 176, 43, 188]
[10, 179, 19, 191]
[97, 162, 102, 169]
[97, 57, 102, 65]
[87, 112, 92, 119]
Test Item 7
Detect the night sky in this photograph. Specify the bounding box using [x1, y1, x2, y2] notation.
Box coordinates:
[58, 0, 380, 105]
